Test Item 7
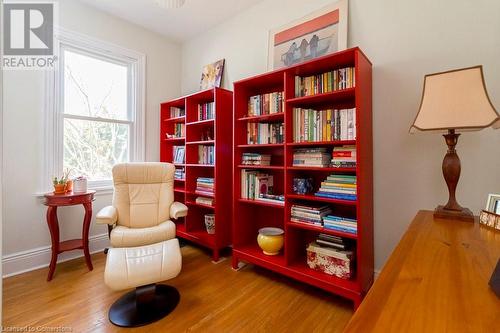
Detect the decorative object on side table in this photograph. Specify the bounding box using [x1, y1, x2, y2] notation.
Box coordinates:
[73, 176, 88, 193]
[486, 193, 500, 214]
[410, 66, 500, 222]
[257, 227, 284, 255]
[200, 59, 225, 90]
[479, 210, 500, 230]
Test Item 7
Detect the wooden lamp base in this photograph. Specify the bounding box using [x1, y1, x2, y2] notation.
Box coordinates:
[433, 129, 474, 222]
[434, 205, 474, 222]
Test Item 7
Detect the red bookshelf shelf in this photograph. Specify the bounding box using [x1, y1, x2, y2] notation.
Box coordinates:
[237, 198, 285, 208]
[286, 140, 356, 147]
[186, 118, 215, 126]
[187, 191, 215, 198]
[287, 221, 358, 240]
[287, 193, 357, 206]
[287, 166, 356, 172]
[164, 137, 185, 142]
[160, 87, 233, 262]
[185, 164, 214, 167]
[237, 112, 284, 122]
[232, 47, 373, 309]
[237, 165, 284, 170]
[237, 143, 284, 148]
[186, 140, 215, 145]
[174, 178, 185, 182]
[164, 116, 185, 123]
[286, 88, 355, 107]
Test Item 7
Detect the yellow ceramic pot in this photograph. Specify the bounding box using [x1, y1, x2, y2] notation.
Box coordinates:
[257, 227, 284, 255]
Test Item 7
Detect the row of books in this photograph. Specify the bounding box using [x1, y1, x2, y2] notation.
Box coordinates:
[248, 92, 284, 116]
[292, 108, 356, 142]
[174, 167, 185, 180]
[198, 145, 215, 165]
[241, 153, 271, 166]
[316, 174, 357, 201]
[240, 170, 284, 204]
[173, 123, 185, 138]
[198, 102, 215, 121]
[332, 145, 356, 168]
[323, 215, 357, 235]
[173, 146, 185, 164]
[247, 122, 284, 145]
[293, 148, 331, 167]
[195, 177, 214, 196]
[290, 203, 332, 226]
[315, 233, 353, 251]
[170, 107, 185, 118]
[195, 196, 213, 207]
[295, 67, 355, 97]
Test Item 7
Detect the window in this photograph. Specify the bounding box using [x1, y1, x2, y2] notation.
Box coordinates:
[44, 30, 145, 191]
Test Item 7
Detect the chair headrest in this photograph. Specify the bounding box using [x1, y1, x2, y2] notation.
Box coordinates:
[112, 163, 174, 185]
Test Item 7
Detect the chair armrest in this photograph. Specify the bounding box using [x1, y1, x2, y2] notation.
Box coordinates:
[96, 206, 118, 225]
[170, 201, 188, 219]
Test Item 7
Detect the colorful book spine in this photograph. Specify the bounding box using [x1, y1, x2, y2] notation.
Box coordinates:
[248, 92, 284, 116]
[198, 102, 215, 120]
[293, 108, 356, 142]
[295, 67, 355, 97]
[170, 107, 185, 117]
[198, 145, 215, 165]
[247, 122, 284, 144]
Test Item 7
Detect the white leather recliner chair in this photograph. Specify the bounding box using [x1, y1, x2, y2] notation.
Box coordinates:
[96, 162, 187, 327]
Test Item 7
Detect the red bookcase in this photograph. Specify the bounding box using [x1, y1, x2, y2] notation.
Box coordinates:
[160, 87, 233, 261]
[232, 47, 373, 308]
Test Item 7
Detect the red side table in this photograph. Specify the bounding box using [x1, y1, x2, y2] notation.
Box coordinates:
[43, 190, 96, 281]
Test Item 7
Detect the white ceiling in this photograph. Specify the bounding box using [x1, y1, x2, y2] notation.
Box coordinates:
[78, 0, 264, 42]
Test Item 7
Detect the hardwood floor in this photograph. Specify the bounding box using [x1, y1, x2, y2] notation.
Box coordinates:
[3, 245, 353, 332]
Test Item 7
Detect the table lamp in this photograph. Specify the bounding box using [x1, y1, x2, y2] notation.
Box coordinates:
[410, 66, 500, 221]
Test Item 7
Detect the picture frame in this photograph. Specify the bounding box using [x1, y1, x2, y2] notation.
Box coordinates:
[200, 59, 225, 90]
[486, 193, 500, 215]
[267, 0, 348, 70]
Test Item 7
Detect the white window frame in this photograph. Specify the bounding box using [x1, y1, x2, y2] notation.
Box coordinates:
[43, 28, 146, 192]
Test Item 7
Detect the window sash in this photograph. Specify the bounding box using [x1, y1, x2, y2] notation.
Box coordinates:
[43, 28, 146, 193]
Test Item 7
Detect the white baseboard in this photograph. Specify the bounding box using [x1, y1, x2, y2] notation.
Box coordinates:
[2, 233, 109, 278]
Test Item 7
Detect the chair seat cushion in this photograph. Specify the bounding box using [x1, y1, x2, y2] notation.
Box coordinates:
[105, 238, 182, 291]
[110, 220, 176, 248]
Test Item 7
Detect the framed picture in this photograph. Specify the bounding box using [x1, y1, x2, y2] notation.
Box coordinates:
[486, 193, 500, 214]
[200, 59, 225, 90]
[267, 0, 348, 70]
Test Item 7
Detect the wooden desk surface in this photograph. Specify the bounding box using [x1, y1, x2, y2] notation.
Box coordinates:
[343, 210, 500, 332]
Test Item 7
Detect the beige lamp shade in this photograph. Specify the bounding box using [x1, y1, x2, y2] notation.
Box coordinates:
[410, 66, 500, 133]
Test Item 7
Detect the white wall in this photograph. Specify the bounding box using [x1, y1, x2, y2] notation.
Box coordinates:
[2, 0, 181, 276]
[181, 0, 500, 271]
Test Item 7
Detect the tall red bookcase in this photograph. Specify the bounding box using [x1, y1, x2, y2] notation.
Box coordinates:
[232, 48, 373, 308]
[160, 87, 233, 261]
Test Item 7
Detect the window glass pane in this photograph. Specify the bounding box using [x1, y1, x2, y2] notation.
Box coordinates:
[63, 49, 129, 120]
[63, 118, 130, 181]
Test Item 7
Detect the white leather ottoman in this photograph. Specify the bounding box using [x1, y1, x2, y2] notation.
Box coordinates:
[104, 238, 182, 327]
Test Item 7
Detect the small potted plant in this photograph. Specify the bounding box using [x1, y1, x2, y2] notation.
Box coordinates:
[52, 169, 72, 194]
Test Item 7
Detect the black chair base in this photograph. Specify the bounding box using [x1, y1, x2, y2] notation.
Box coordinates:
[109, 284, 180, 327]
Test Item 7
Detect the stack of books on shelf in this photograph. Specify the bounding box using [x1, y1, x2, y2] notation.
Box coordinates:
[316, 233, 352, 250]
[295, 66, 355, 97]
[198, 102, 215, 120]
[195, 177, 214, 196]
[241, 170, 284, 205]
[290, 203, 332, 226]
[195, 196, 213, 207]
[248, 92, 284, 116]
[247, 123, 284, 144]
[173, 146, 185, 164]
[315, 174, 357, 201]
[322, 215, 357, 235]
[170, 107, 185, 117]
[293, 148, 330, 167]
[331, 145, 356, 168]
[241, 153, 271, 166]
[198, 145, 215, 165]
[292, 108, 356, 142]
[174, 123, 185, 138]
[174, 167, 185, 180]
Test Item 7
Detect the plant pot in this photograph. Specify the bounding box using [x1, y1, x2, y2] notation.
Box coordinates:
[204, 214, 215, 234]
[65, 180, 73, 192]
[53, 184, 66, 194]
[257, 227, 284, 255]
